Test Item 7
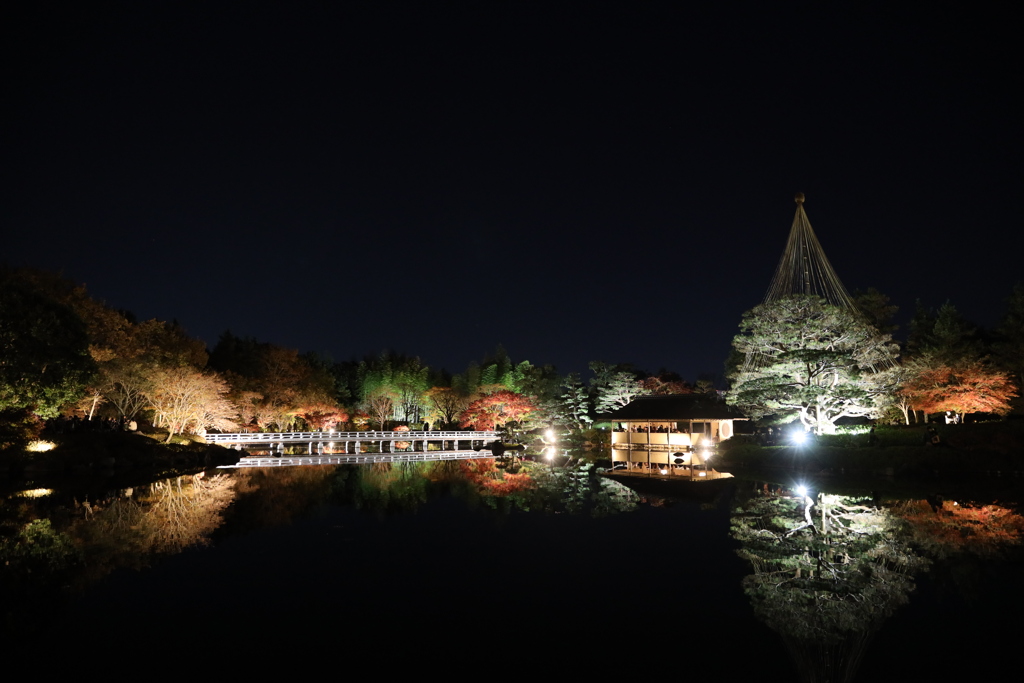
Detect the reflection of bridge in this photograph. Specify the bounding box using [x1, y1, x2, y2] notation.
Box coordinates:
[205, 430, 500, 455]
[219, 450, 497, 469]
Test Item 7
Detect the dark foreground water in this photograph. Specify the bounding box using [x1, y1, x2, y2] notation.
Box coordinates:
[3, 460, 1022, 680]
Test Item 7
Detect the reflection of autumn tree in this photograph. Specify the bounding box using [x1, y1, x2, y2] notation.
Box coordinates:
[227, 466, 339, 529]
[732, 491, 924, 683]
[894, 499, 1024, 559]
[145, 475, 237, 552]
[353, 462, 430, 514]
[75, 475, 237, 560]
[459, 458, 534, 496]
[457, 460, 638, 516]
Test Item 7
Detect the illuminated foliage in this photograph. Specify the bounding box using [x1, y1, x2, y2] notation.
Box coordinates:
[898, 356, 1017, 418]
[459, 389, 536, 431]
[354, 351, 429, 422]
[639, 375, 693, 395]
[393, 424, 411, 450]
[298, 402, 349, 431]
[144, 367, 238, 441]
[727, 295, 899, 434]
[554, 372, 593, 430]
[209, 333, 338, 432]
[365, 386, 398, 430]
[589, 361, 650, 413]
[423, 386, 469, 428]
[0, 269, 97, 418]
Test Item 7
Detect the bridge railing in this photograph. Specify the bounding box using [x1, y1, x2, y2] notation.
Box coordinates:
[204, 430, 500, 444]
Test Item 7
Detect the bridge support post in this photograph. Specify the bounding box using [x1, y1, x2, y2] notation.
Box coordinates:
[307, 442, 312, 455]
[355, 440, 361, 454]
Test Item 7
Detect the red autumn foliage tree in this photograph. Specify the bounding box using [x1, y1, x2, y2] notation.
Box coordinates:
[458, 389, 536, 431]
[298, 402, 349, 431]
[639, 376, 693, 395]
[899, 357, 1018, 418]
[393, 424, 411, 450]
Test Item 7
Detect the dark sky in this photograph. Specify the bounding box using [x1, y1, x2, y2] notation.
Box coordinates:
[3, 2, 1019, 381]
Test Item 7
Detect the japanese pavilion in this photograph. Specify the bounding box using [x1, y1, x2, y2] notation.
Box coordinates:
[607, 394, 746, 474]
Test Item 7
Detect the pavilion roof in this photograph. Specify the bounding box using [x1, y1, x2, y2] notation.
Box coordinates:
[605, 395, 747, 421]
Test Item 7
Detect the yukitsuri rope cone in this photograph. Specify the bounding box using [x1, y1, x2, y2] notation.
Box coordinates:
[741, 194, 896, 373]
[763, 193, 856, 309]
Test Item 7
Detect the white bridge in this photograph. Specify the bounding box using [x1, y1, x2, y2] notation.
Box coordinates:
[218, 450, 501, 469]
[205, 430, 500, 455]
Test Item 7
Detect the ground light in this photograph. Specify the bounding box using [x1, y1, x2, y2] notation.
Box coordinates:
[791, 430, 808, 446]
[542, 429, 557, 461]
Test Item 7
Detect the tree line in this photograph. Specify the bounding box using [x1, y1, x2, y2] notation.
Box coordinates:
[725, 287, 1022, 434]
[1, 267, 717, 446]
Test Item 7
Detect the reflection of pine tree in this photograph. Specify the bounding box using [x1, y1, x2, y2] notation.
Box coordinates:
[732, 491, 925, 683]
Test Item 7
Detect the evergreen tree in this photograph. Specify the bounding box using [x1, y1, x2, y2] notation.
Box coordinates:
[727, 295, 898, 434]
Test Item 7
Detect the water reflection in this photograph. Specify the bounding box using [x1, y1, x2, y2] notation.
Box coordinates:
[5, 458, 1022, 680]
[337, 457, 639, 517]
[731, 486, 1024, 682]
[1, 473, 238, 635]
[0, 457, 637, 626]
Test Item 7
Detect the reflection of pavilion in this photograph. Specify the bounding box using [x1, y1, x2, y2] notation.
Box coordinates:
[607, 395, 746, 475]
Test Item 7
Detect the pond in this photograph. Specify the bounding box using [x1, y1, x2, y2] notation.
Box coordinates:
[2, 456, 1021, 681]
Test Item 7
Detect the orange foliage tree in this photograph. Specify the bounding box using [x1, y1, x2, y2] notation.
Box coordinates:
[459, 389, 536, 431]
[899, 357, 1018, 419]
[393, 424, 411, 450]
[423, 386, 469, 427]
[298, 402, 349, 431]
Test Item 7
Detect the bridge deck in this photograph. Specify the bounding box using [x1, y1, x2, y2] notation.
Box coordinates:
[218, 450, 496, 468]
[205, 430, 498, 445]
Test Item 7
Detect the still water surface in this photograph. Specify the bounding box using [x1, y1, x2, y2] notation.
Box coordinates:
[3, 458, 1021, 680]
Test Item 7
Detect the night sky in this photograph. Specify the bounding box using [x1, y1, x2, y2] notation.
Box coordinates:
[3, 2, 1019, 381]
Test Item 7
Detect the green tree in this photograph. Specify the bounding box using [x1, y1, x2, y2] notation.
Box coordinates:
[727, 295, 898, 434]
[0, 270, 96, 418]
[853, 287, 899, 335]
[994, 283, 1024, 394]
[588, 361, 649, 413]
[555, 372, 593, 430]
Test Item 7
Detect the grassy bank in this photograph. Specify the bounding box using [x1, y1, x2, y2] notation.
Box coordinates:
[0, 430, 238, 492]
[718, 420, 1024, 479]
